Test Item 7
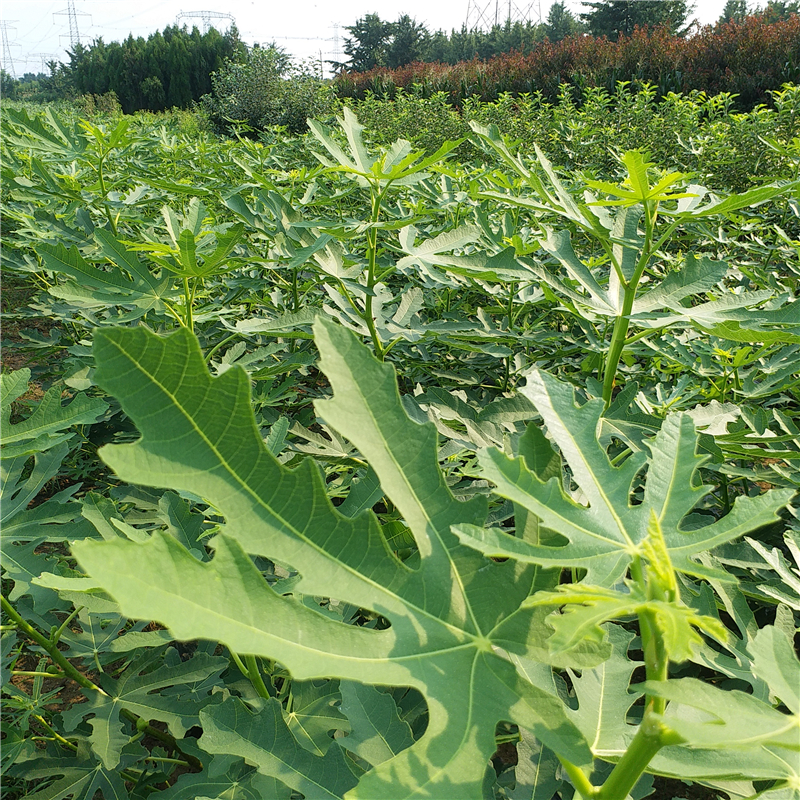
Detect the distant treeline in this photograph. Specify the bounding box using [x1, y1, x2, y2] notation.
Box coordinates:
[4, 25, 246, 113]
[69, 25, 246, 113]
[2, 1, 799, 121]
[336, 14, 800, 111]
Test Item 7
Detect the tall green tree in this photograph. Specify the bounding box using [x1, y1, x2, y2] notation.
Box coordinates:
[759, 0, 800, 21]
[717, 0, 750, 23]
[64, 23, 245, 112]
[545, 2, 586, 41]
[339, 14, 393, 72]
[386, 14, 428, 69]
[580, 0, 695, 39]
[1, 69, 17, 99]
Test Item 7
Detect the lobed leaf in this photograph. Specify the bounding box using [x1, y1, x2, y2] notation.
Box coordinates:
[454, 369, 793, 584]
[72, 321, 590, 799]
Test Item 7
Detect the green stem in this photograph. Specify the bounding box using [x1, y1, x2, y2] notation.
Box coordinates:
[602, 201, 657, 407]
[595, 714, 666, 800]
[144, 757, 192, 767]
[183, 277, 194, 332]
[2, 595, 203, 772]
[2, 595, 105, 694]
[118, 708, 202, 770]
[34, 714, 78, 752]
[229, 650, 248, 675]
[363, 188, 385, 359]
[161, 299, 186, 328]
[558, 756, 598, 799]
[244, 654, 273, 700]
[624, 327, 662, 346]
[640, 607, 668, 715]
[204, 332, 241, 364]
[381, 337, 403, 358]
[719, 473, 732, 515]
[97, 153, 118, 235]
[13, 670, 67, 679]
[51, 605, 83, 646]
[503, 282, 515, 392]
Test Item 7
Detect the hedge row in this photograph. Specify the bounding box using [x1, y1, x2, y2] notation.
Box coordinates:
[334, 16, 800, 110]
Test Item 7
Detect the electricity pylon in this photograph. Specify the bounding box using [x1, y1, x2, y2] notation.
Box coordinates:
[175, 11, 235, 34]
[465, 0, 543, 30]
[1, 20, 17, 77]
[54, 0, 91, 49]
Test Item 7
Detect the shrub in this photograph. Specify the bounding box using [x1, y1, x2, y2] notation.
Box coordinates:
[73, 91, 123, 118]
[201, 46, 339, 135]
[347, 81, 800, 189]
[348, 87, 470, 153]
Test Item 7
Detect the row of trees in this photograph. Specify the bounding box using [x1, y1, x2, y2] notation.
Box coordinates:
[66, 24, 246, 113]
[3, 0, 799, 115]
[335, 0, 800, 73]
[3, 24, 246, 113]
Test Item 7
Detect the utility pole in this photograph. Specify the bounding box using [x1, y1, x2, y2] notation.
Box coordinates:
[1, 20, 17, 78]
[331, 23, 342, 62]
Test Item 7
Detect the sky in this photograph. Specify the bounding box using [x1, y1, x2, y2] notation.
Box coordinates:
[2, 0, 733, 79]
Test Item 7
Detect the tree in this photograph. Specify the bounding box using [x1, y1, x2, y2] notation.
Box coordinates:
[202, 44, 335, 135]
[580, 1, 695, 39]
[545, 1, 586, 41]
[1, 69, 17, 99]
[758, 0, 800, 22]
[717, 0, 750, 23]
[166, 35, 192, 108]
[386, 14, 427, 69]
[340, 14, 393, 72]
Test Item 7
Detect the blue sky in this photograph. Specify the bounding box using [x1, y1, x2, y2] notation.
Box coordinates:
[3, 1, 732, 79]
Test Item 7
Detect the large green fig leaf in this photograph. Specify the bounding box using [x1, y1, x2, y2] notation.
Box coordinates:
[150, 755, 290, 800]
[454, 369, 793, 585]
[72, 320, 590, 800]
[62, 647, 227, 768]
[199, 697, 360, 799]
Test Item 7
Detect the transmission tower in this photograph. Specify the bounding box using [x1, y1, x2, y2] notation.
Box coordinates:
[330, 23, 342, 62]
[175, 11, 235, 34]
[54, 0, 91, 48]
[34, 52, 62, 73]
[465, 0, 543, 30]
[1, 20, 17, 78]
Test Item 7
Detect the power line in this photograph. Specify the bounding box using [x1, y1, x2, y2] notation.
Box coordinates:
[33, 51, 62, 71]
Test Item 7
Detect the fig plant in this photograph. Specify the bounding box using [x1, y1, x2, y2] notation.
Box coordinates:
[26, 319, 796, 800]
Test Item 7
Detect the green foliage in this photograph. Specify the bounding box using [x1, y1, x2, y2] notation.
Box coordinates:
[2, 102, 800, 800]
[201, 44, 338, 135]
[580, 1, 695, 39]
[718, 0, 752, 24]
[545, 2, 587, 42]
[336, 17, 800, 111]
[334, 14, 546, 73]
[62, 24, 247, 114]
[1, 69, 18, 100]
